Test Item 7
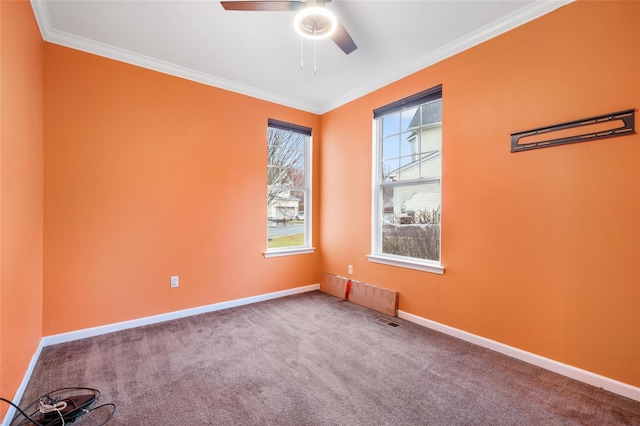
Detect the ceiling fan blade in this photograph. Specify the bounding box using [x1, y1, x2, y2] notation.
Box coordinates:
[221, 1, 305, 12]
[331, 20, 357, 54]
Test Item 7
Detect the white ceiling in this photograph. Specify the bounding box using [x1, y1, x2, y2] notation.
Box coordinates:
[31, 0, 571, 114]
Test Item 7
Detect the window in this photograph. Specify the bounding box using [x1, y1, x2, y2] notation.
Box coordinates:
[265, 119, 313, 257]
[369, 85, 444, 274]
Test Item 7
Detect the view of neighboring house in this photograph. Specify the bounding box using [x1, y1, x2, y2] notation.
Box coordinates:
[383, 99, 442, 222]
[267, 192, 301, 221]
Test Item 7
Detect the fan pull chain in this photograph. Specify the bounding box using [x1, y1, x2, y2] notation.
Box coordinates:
[313, 28, 317, 74]
[300, 37, 304, 69]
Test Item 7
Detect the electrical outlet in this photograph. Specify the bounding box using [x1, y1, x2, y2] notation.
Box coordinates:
[170, 276, 179, 288]
[348, 265, 353, 275]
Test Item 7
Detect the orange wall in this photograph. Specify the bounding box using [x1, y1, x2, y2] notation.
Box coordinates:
[320, 1, 640, 387]
[0, 0, 44, 414]
[43, 45, 321, 335]
[37, 0, 639, 393]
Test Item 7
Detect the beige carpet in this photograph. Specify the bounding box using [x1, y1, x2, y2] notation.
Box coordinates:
[13, 291, 640, 425]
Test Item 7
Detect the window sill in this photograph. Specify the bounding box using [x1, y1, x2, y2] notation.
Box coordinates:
[367, 254, 444, 275]
[264, 247, 316, 258]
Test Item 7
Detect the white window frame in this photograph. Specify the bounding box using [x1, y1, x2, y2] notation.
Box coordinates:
[368, 86, 444, 274]
[264, 119, 314, 258]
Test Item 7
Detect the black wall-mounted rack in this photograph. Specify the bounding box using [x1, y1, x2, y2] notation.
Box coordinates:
[511, 109, 635, 153]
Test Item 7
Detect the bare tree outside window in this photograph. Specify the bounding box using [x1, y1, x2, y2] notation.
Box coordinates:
[267, 128, 305, 210]
[267, 122, 310, 250]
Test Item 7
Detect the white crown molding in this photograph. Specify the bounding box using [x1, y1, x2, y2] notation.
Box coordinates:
[30, 0, 51, 39]
[30, 0, 572, 115]
[398, 309, 640, 403]
[29, 1, 320, 113]
[320, 0, 573, 113]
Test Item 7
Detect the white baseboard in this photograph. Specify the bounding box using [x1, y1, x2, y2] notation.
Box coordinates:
[6, 284, 634, 426]
[398, 310, 640, 402]
[1, 342, 43, 426]
[42, 284, 320, 347]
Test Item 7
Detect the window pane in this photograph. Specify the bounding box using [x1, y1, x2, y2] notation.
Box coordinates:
[421, 99, 442, 126]
[267, 121, 309, 252]
[400, 131, 415, 157]
[267, 165, 281, 186]
[382, 114, 399, 137]
[400, 107, 419, 132]
[382, 135, 399, 160]
[290, 133, 305, 151]
[418, 152, 441, 179]
[418, 124, 442, 154]
[382, 159, 399, 182]
[285, 167, 302, 187]
[267, 190, 305, 249]
[398, 155, 416, 180]
[268, 133, 305, 187]
[380, 182, 440, 261]
[267, 128, 280, 147]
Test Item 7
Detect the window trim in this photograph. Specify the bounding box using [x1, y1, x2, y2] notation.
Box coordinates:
[267, 118, 312, 136]
[369, 86, 445, 274]
[373, 85, 442, 118]
[265, 119, 315, 257]
[264, 247, 315, 258]
[367, 254, 444, 274]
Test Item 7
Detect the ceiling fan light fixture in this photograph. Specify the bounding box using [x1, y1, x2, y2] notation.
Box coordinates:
[294, 6, 337, 39]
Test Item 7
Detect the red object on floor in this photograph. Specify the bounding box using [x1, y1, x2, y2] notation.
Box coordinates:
[344, 280, 352, 301]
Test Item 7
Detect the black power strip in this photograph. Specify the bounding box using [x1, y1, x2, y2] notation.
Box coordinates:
[1, 387, 115, 426]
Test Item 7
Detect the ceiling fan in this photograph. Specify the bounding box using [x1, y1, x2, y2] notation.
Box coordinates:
[220, 0, 357, 54]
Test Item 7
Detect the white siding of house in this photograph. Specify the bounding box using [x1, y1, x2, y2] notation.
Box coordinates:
[268, 194, 300, 220]
[390, 124, 442, 217]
